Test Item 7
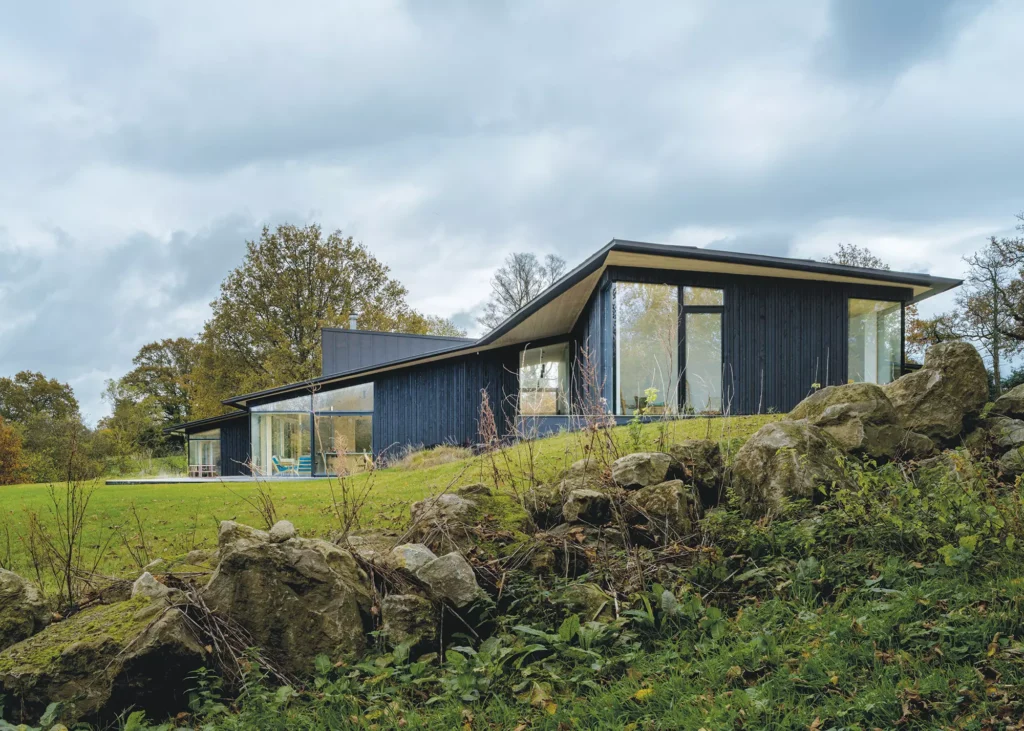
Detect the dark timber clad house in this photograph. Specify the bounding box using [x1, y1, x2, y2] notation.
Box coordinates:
[167, 240, 961, 478]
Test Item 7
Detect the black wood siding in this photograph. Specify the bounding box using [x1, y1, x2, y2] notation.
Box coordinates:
[575, 267, 912, 416]
[372, 350, 520, 454]
[219, 414, 251, 476]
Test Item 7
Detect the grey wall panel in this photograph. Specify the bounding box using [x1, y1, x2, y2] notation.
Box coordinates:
[321, 329, 474, 376]
[372, 350, 519, 455]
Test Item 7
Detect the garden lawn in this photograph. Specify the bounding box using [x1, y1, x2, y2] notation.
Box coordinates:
[0, 415, 777, 583]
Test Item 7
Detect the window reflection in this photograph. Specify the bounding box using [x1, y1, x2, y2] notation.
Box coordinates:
[848, 299, 902, 384]
[615, 283, 679, 415]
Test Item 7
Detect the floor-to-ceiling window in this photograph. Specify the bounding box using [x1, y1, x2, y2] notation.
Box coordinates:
[250, 394, 313, 476]
[682, 286, 724, 414]
[848, 299, 902, 384]
[249, 384, 375, 476]
[188, 429, 221, 477]
[614, 283, 724, 417]
[615, 283, 679, 415]
[314, 384, 374, 475]
[519, 343, 570, 415]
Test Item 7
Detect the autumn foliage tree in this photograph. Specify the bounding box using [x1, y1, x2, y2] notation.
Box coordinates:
[0, 417, 27, 485]
[182, 223, 464, 417]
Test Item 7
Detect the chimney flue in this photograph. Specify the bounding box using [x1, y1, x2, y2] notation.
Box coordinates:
[349, 313, 359, 330]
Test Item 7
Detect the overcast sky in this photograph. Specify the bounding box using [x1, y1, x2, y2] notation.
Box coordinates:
[1, 0, 1022, 423]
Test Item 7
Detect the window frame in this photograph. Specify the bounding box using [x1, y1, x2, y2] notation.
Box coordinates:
[518, 341, 571, 416]
[611, 280, 726, 416]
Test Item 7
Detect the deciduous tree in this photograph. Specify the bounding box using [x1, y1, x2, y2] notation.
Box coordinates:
[0, 371, 79, 423]
[191, 223, 461, 416]
[0, 417, 27, 485]
[478, 252, 567, 331]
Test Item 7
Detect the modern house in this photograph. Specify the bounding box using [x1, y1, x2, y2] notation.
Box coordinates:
[167, 240, 960, 478]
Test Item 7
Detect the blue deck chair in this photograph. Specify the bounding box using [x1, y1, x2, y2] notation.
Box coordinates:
[271, 456, 297, 476]
[297, 455, 312, 477]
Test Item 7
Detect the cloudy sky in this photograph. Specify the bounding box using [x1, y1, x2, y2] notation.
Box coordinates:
[1, 0, 1022, 423]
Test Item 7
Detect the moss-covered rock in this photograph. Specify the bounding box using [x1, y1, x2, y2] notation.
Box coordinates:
[883, 342, 988, 443]
[415, 552, 488, 609]
[562, 488, 612, 525]
[992, 384, 1024, 419]
[611, 452, 674, 489]
[626, 479, 695, 540]
[729, 419, 852, 518]
[381, 594, 438, 650]
[0, 596, 205, 725]
[0, 569, 49, 652]
[203, 520, 372, 678]
[667, 440, 724, 507]
[408, 486, 529, 553]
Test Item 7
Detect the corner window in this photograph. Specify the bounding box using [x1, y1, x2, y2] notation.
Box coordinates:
[188, 429, 221, 477]
[519, 343, 570, 415]
[314, 383, 374, 412]
[848, 299, 902, 384]
[615, 283, 679, 415]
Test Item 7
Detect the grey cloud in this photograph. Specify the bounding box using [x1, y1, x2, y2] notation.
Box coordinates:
[817, 0, 990, 82]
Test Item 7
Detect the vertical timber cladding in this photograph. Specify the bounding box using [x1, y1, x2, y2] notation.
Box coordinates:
[372, 349, 520, 453]
[218, 413, 251, 477]
[598, 266, 913, 415]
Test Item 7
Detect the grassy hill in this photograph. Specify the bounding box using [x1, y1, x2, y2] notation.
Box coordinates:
[0, 415, 777, 582]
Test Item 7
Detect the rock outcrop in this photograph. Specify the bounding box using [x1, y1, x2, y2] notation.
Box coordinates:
[626, 480, 695, 539]
[611, 452, 673, 489]
[730, 420, 850, 517]
[408, 484, 522, 553]
[203, 521, 372, 678]
[789, 382, 936, 460]
[883, 342, 988, 443]
[562, 488, 612, 525]
[381, 594, 438, 649]
[0, 569, 49, 652]
[0, 596, 205, 725]
[991, 383, 1024, 419]
[667, 439, 724, 506]
[414, 552, 487, 609]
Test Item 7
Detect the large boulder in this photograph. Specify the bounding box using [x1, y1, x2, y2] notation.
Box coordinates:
[667, 440, 724, 507]
[980, 416, 1024, 452]
[203, 521, 372, 678]
[729, 420, 851, 518]
[883, 342, 988, 443]
[611, 452, 673, 489]
[0, 570, 49, 651]
[0, 596, 205, 725]
[992, 384, 1024, 419]
[407, 484, 523, 553]
[381, 594, 438, 650]
[341, 529, 401, 564]
[414, 552, 487, 609]
[625, 480, 695, 540]
[789, 382, 935, 461]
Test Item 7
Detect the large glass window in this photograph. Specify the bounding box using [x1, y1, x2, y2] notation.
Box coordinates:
[615, 283, 679, 415]
[685, 313, 723, 414]
[314, 415, 373, 474]
[848, 299, 902, 384]
[250, 394, 311, 412]
[519, 343, 570, 415]
[250, 413, 312, 476]
[314, 383, 374, 412]
[188, 429, 221, 477]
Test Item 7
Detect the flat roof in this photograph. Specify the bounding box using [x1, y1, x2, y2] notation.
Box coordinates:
[214, 240, 961, 409]
[163, 409, 247, 435]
